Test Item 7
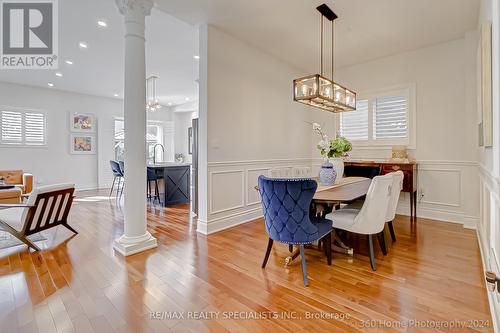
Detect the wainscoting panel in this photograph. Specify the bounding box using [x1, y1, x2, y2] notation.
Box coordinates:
[477, 165, 500, 332]
[247, 168, 270, 206]
[203, 158, 480, 235]
[419, 168, 461, 207]
[315, 158, 478, 227]
[209, 170, 245, 214]
[202, 159, 312, 234]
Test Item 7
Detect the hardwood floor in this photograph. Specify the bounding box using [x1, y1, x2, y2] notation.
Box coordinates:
[0, 189, 492, 332]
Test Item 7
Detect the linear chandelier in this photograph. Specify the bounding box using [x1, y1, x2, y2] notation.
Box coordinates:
[293, 4, 356, 113]
[146, 75, 161, 112]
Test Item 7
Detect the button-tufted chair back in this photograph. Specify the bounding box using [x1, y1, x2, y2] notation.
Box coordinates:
[258, 176, 320, 244]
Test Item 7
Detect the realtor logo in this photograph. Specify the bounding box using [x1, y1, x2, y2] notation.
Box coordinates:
[1, 0, 58, 69]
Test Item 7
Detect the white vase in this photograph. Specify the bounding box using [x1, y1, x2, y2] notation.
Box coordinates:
[331, 158, 344, 184]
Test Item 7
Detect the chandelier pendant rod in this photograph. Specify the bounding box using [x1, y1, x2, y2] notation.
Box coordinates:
[332, 19, 335, 79]
[320, 13, 323, 76]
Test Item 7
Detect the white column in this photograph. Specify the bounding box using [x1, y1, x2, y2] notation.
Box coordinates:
[114, 0, 157, 256]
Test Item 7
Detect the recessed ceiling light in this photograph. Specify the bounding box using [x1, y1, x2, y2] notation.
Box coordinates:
[193, 55, 200, 60]
[65, 60, 73, 65]
[55, 72, 63, 77]
[47, 83, 54, 87]
[79, 42, 88, 49]
[168, 102, 172, 106]
[113, 93, 119, 97]
[97, 20, 107, 27]
[185, 97, 190, 101]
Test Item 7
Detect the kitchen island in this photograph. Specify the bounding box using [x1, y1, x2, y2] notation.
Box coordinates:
[147, 163, 190, 206]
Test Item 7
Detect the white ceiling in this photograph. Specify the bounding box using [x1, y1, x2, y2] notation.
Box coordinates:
[156, 0, 480, 72]
[0, 0, 479, 103]
[0, 0, 199, 106]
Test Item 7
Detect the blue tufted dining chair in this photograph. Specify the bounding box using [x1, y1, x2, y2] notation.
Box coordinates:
[258, 176, 333, 286]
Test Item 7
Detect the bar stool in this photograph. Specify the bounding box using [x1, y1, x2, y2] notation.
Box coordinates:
[147, 167, 161, 203]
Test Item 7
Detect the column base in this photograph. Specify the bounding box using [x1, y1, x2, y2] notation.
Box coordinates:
[113, 232, 157, 256]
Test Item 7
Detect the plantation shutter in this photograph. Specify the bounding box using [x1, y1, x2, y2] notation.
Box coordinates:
[0, 110, 46, 145]
[373, 96, 408, 139]
[1, 111, 23, 144]
[340, 99, 368, 141]
[24, 112, 46, 145]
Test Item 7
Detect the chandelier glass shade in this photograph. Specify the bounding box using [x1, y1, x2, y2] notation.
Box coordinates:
[146, 75, 161, 112]
[293, 4, 356, 113]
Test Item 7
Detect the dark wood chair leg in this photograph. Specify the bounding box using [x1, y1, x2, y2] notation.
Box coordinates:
[19, 235, 41, 251]
[299, 245, 309, 286]
[368, 234, 377, 271]
[261, 238, 273, 268]
[377, 231, 388, 255]
[288, 244, 293, 253]
[63, 223, 78, 234]
[388, 221, 396, 242]
[325, 232, 332, 265]
[291, 248, 300, 261]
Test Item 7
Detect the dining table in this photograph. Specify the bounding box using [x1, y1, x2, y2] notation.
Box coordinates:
[256, 176, 380, 263]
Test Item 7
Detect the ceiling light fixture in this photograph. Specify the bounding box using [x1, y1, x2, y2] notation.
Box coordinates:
[79, 42, 88, 49]
[55, 72, 63, 77]
[293, 4, 356, 113]
[114, 93, 119, 97]
[97, 20, 108, 27]
[146, 76, 162, 112]
[65, 60, 73, 65]
[185, 97, 190, 101]
[47, 83, 54, 87]
[193, 55, 200, 60]
[168, 102, 173, 106]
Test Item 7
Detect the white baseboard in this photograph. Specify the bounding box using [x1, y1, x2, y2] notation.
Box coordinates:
[396, 204, 478, 228]
[476, 227, 500, 333]
[197, 207, 262, 235]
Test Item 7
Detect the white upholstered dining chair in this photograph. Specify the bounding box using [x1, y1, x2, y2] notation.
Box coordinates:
[0, 183, 77, 251]
[385, 171, 404, 242]
[325, 174, 393, 270]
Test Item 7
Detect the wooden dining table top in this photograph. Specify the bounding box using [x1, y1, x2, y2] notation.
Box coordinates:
[313, 176, 371, 203]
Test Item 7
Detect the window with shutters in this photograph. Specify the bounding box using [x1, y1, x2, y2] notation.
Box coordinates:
[0, 109, 46, 146]
[339, 85, 414, 147]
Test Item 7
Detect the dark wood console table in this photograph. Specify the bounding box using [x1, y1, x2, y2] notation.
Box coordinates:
[344, 161, 418, 221]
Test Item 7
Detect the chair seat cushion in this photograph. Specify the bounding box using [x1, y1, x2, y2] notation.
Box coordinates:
[325, 208, 360, 233]
[0, 207, 26, 232]
[0, 188, 22, 199]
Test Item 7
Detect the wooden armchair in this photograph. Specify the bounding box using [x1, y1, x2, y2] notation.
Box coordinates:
[0, 183, 77, 251]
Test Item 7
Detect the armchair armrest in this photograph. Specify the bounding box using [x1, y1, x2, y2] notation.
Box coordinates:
[0, 204, 35, 208]
[0, 203, 35, 210]
[22, 173, 33, 194]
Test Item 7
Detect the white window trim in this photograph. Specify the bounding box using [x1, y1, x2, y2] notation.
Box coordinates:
[0, 106, 47, 148]
[338, 83, 416, 149]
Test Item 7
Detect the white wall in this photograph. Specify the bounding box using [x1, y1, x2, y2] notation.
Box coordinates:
[199, 23, 483, 234]
[0, 82, 121, 189]
[476, 0, 500, 330]
[312, 38, 480, 227]
[0, 81, 187, 190]
[197, 25, 314, 233]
